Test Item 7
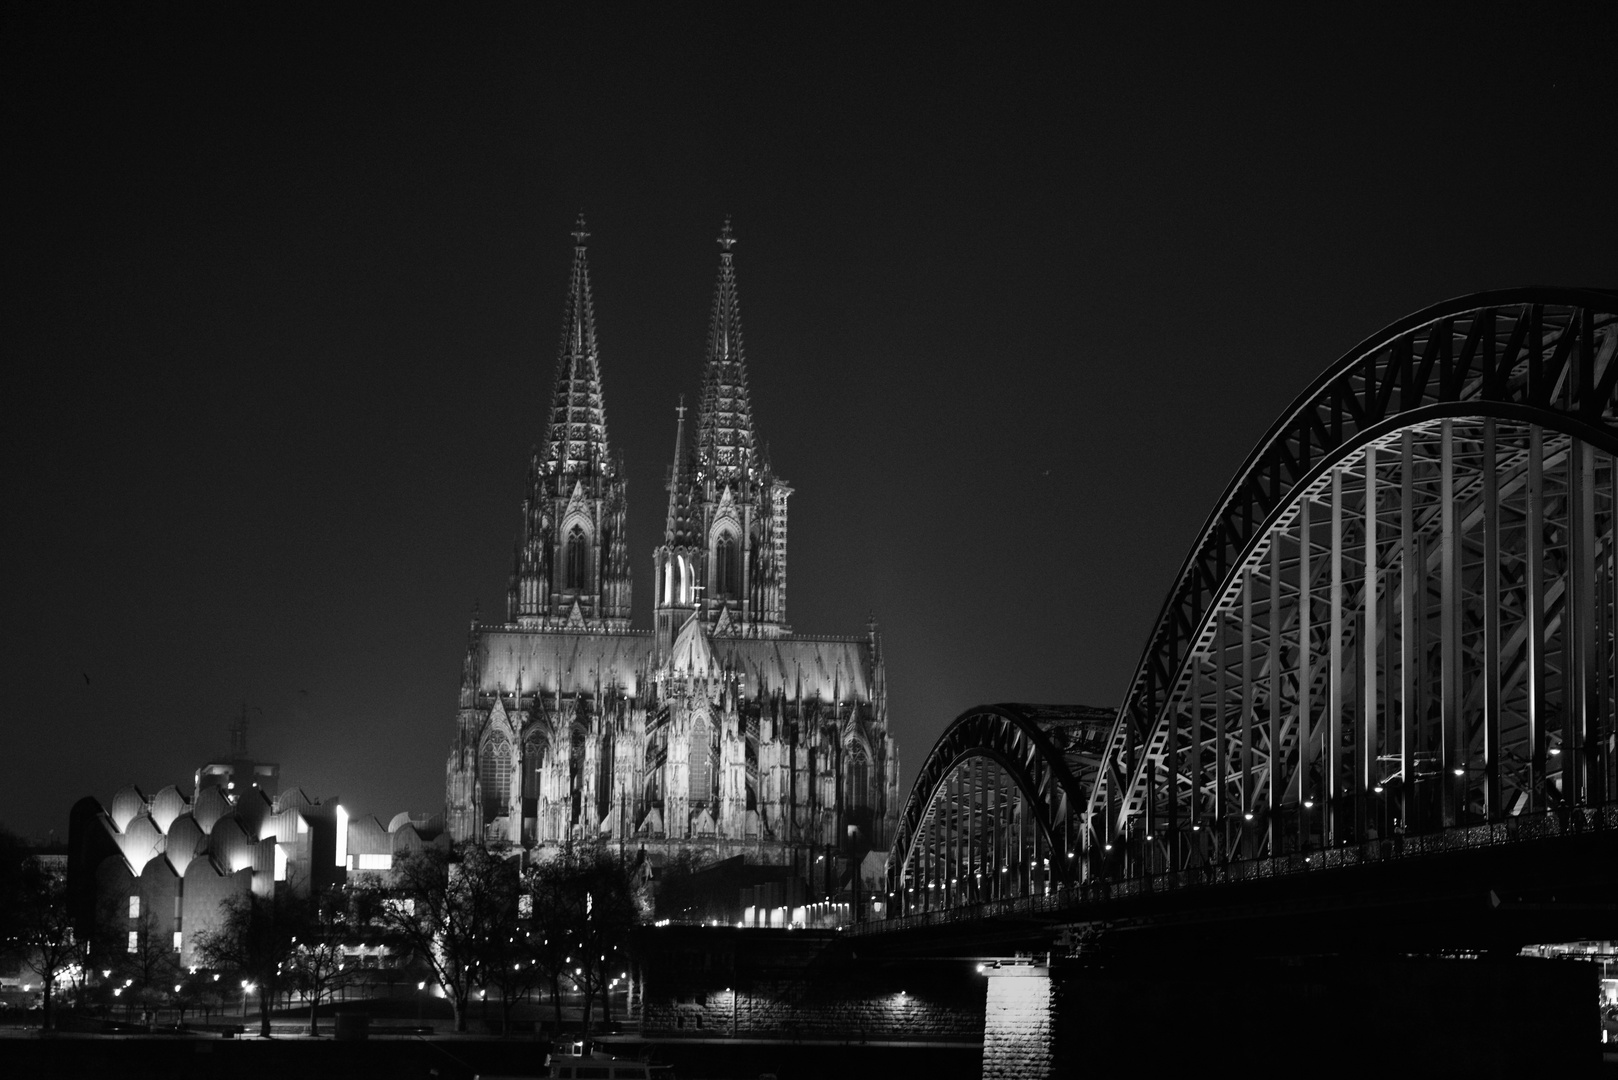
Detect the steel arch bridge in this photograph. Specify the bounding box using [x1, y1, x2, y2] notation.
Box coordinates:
[887, 288, 1618, 917]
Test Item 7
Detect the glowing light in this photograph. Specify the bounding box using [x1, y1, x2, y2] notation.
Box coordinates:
[335, 803, 349, 868]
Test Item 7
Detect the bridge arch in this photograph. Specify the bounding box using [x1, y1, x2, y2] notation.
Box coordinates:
[1085, 288, 1618, 879]
[886, 704, 1111, 914]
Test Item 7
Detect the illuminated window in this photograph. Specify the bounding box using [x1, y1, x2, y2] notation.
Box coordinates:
[172, 932, 182, 952]
[128, 895, 140, 919]
[127, 931, 138, 954]
[714, 533, 739, 599]
[481, 733, 512, 818]
[565, 525, 589, 591]
[356, 853, 392, 871]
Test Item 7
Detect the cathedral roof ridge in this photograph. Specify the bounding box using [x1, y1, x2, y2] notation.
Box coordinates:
[540, 216, 612, 479]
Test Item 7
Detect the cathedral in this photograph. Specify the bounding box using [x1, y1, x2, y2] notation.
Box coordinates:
[444, 219, 900, 874]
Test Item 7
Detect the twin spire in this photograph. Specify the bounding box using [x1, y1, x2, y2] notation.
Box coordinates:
[537, 214, 762, 490]
[696, 216, 759, 483]
[539, 214, 611, 479]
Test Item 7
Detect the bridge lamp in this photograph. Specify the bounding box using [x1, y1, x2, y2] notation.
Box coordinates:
[1549, 747, 1562, 756]
[976, 964, 985, 973]
[1303, 800, 1314, 809]
[1103, 843, 1113, 851]
[1243, 812, 1254, 821]
[1373, 785, 1384, 794]
[1453, 768, 1465, 777]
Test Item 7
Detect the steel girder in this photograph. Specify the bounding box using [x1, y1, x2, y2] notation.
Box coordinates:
[886, 704, 1111, 912]
[1086, 288, 1618, 879]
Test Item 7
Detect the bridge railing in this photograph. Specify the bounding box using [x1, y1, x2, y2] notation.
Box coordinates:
[852, 803, 1618, 936]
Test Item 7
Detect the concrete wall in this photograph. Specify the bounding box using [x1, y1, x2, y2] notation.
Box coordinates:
[637, 926, 983, 1043]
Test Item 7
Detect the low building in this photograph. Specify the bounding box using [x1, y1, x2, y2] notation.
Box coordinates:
[66, 753, 440, 968]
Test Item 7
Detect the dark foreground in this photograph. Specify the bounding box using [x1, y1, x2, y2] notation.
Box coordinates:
[0, 1033, 981, 1080]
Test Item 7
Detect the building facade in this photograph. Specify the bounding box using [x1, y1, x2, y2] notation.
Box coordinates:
[445, 220, 901, 873]
[66, 746, 440, 968]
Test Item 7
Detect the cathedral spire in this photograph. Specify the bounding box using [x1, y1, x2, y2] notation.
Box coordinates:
[541, 214, 612, 479]
[664, 396, 698, 547]
[509, 217, 631, 631]
[696, 216, 757, 483]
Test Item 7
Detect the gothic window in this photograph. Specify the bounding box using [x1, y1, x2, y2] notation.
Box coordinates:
[844, 742, 870, 808]
[714, 532, 739, 599]
[596, 728, 615, 825]
[522, 736, 545, 800]
[844, 741, 875, 838]
[480, 733, 512, 819]
[688, 710, 712, 803]
[565, 525, 589, 591]
[749, 532, 763, 611]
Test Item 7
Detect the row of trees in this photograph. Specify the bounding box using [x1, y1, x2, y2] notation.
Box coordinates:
[358, 840, 640, 1035]
[194, 840, 640, 1036]
[2, 832, 641, 1038]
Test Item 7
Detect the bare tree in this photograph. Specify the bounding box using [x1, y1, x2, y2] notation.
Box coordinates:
[529, 842, 638, 1039]
[193, 889, 309, 1037]
[117, 909, 181, 1024]
[286, 887, 358, 1035]
[360, 844, 520, 1033]
[11, 857, 82, 1030]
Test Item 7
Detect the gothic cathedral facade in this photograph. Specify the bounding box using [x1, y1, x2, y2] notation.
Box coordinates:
[445, 220, 901, 870]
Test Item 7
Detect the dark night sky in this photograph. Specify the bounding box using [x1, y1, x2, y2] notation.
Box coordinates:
[3, 6, 1614, 840]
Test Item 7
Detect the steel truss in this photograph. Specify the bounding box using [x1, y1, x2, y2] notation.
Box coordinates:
[885, 290, 1617, 905]
[887, 705, 1110, 914]
[1088, 289, 1618, 878]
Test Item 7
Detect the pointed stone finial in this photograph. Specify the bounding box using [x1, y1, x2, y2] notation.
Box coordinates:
[717, 215, 736, 252]
[572, 213, 590, 246]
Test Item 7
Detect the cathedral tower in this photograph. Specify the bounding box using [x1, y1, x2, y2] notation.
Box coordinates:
[655, 218, 791, 647]
[508, 217, 632, 631]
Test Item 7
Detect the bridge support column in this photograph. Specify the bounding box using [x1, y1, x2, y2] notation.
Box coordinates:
[981, 963, 1053, 1080]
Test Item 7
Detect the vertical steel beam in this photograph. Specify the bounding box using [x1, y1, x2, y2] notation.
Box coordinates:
[1242, 573, 1255, 850]
[1215, 617, 1229, 858]
[1330, 470, 1344, 844]
[1298, 494, 1313, 847]
[1603, 454, 1617, 805]
[1363, 444, 1380, 801]
[1527, 425, 1547, 808]
[1483, 419, 1503, 819]
[1573, 441, 1597, 805]
[1441, 420, 1460, 826]
[1191, 662, 1203, 836]
[1269, 539, 1283, 854]
[1400, 430, 1417, 830]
